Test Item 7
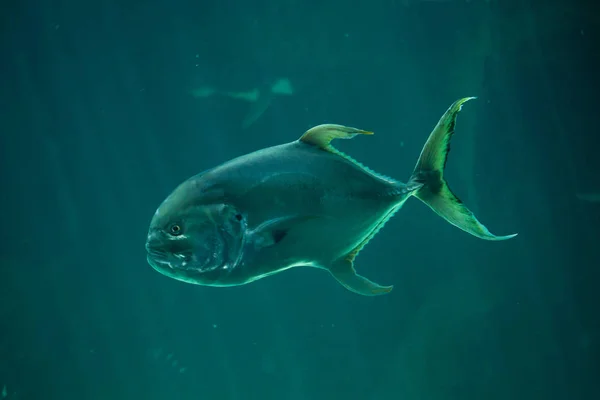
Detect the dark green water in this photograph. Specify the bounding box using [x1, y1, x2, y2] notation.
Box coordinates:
[1, 0, 598, 399]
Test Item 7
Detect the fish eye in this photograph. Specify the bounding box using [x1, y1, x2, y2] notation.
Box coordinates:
[169, 223, 183, 236]
[234, 213, 243, 222]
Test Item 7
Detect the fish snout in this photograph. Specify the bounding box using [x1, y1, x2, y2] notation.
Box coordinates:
[145, 232, 166, 258]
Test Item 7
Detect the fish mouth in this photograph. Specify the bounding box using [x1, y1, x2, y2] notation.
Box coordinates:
[145, 240, 176, 271]
[146, 252, 219, 287]
[146, 247, 168, 260]
[146, 247, 205, 274]
[146, 252, 174, 271]
[145, 243, 165, 257]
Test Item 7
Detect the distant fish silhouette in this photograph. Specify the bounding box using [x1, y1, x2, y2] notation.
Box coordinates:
[148, 347, 188, 374]
[189, 78, 294, 129]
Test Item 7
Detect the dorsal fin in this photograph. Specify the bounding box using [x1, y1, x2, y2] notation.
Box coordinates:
[299, 124, 373, 151]
[299, 123, 397, 184]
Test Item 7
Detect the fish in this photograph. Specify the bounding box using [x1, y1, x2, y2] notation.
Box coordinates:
[145, 97, 517, 296]
[189, 77, 294, 129]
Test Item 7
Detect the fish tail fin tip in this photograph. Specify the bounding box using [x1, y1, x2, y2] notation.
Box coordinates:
[409, 97, 517, 241]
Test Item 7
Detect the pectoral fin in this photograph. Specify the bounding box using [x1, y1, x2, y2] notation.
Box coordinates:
[328, 258, 393, 296]
[252, 215, 323, 248]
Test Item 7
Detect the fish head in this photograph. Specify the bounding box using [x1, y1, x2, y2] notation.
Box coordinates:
[146, 185, 247, 284]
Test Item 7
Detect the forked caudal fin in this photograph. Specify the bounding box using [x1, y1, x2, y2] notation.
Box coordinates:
[409, 97, 517, 241]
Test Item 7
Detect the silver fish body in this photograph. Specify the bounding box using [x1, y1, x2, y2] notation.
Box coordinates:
[146, 98, 517, 296]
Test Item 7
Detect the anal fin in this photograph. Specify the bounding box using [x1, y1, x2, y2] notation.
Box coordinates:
[328, 258, 393, 296]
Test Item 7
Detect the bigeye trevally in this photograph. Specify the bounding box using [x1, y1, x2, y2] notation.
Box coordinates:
[145, 97, 517, 296]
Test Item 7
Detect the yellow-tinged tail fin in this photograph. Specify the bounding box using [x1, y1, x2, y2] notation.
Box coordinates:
[410, 97, 517, 241]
